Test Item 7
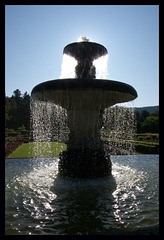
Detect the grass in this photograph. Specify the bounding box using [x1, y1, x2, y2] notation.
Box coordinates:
[7, 142, 67, 158]
[6, 132, 159, 158]
[102, 137, 158, 145]
[102, 134, 159, 154]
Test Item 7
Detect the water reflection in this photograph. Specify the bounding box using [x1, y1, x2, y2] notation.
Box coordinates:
[50, 175, 117, 234]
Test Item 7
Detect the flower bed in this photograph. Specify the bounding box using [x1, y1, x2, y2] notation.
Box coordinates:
[5, 140, 24, 157]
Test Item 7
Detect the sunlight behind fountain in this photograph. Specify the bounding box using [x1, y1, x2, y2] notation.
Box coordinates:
[93, 54, 109, 79]
[60, 54, 77, 79]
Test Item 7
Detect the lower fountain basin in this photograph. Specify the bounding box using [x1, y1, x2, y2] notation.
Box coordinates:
[31, 78, 137, 110]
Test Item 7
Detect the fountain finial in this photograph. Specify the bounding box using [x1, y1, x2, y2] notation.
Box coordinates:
[77, 35, 89, 42]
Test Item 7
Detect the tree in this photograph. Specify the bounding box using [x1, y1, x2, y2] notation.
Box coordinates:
[141, 116, 159, 133]
[135, 110, 142, 133]
[5, 97, 11, 127]
[151, 110, 159, 117]
[12, 89, 22, 106]
[134, 109, 159, 133]
[5, 90, 30, 130]
[13, 89, 21, 98]
[140, 110, 149, 122]
[21, 92, 30, 130]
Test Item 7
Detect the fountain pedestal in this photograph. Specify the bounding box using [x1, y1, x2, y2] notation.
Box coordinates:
[58, 109, 112, 177]
[59, 149, 111, 178]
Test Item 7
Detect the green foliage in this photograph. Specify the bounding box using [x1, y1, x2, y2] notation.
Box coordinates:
[135, 110, 159, 133]
[5, 98, 11, 125]
[13, 89, 21, 98]
[18, 125, 26, 131]
[135, 143, 159, 154]
[142, 116, 159, 133]
[5, 90, 30, 131]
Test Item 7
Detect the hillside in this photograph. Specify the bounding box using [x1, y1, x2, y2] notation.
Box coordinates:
[135, 105, 159, 113]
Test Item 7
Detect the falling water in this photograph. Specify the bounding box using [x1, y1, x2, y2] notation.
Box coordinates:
[102, 103, 136, 155]
[30, 98, 68, 157]
[60, 54, 78, 79]
[60, 53, 108, 79]
[93, 54, 109, 79]
[30, 96, 136, 158]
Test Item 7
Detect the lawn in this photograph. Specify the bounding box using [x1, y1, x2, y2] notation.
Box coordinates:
[102, 136, 159, 154]
[6, 133, 159, 158]
[7, 142, 67, 158]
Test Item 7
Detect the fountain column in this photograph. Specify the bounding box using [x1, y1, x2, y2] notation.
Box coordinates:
[67, 109, 103, 149]
[58, 109, 112, 178]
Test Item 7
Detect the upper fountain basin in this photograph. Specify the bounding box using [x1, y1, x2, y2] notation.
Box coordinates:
[64, 42, 108, 62]
[31, 78, 137, 110]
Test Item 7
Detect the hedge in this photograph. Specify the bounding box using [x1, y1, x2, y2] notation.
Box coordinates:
[135, 144, 159, 154]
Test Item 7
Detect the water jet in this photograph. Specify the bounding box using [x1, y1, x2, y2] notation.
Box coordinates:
[31, 37, 137, 177]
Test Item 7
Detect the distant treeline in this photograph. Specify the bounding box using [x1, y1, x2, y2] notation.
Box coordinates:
[135, 108, 159, 133]
[5, 89, 30, 131]
[5, 89, 159, 134]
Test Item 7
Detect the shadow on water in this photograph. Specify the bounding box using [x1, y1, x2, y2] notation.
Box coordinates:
[49, 174, 117, 235]
[5, 156, 159, 235]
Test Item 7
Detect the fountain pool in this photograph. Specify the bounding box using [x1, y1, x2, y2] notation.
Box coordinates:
[5, 155, 159, 235]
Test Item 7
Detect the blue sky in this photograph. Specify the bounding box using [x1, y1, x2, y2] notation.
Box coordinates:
[5, 5, 159, 107]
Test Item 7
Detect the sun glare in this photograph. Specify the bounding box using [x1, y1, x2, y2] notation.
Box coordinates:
[60, 54, 78, 78]
[93, 54, 109, 79]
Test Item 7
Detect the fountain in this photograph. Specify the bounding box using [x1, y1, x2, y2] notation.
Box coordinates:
[31, 37, 137, 178]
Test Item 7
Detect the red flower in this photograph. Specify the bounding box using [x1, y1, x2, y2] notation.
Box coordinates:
[5, 140, 24, 156]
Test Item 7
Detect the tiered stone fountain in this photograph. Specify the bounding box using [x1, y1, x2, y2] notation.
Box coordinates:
[31, 37, 137, 178]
